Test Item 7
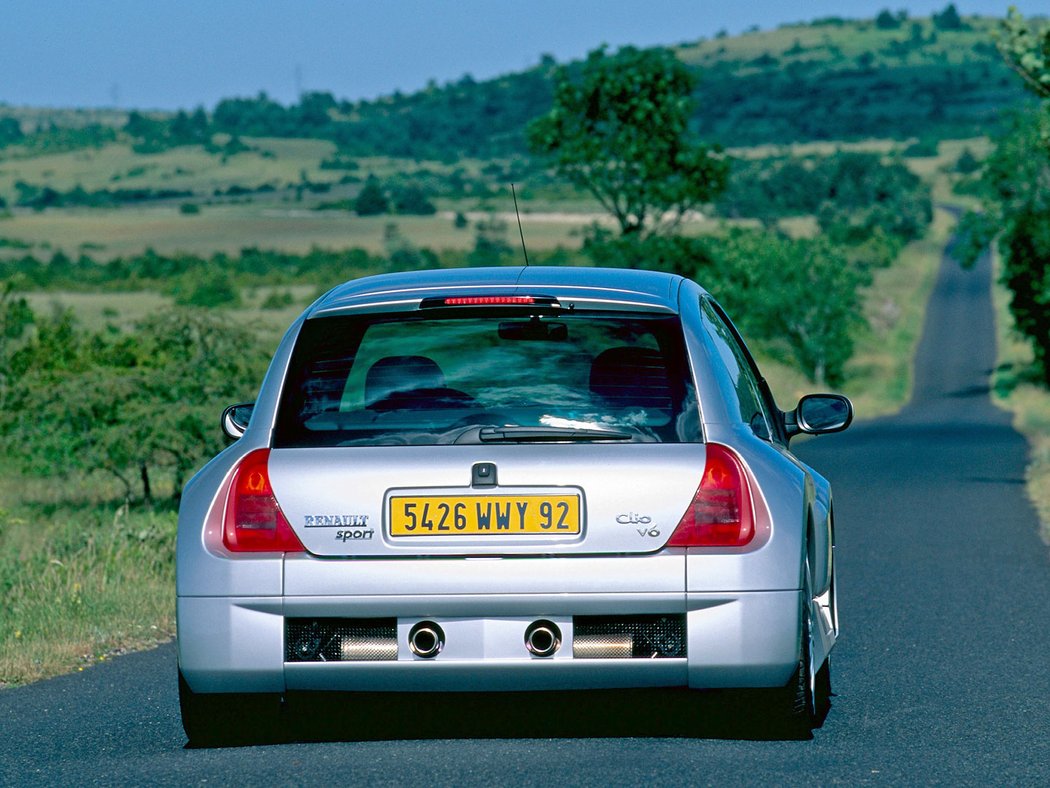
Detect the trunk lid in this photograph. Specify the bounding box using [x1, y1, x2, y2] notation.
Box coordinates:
[269, 443, 706, 557]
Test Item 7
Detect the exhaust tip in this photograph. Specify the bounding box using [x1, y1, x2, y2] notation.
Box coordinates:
[408, 621, 444, 659]
[525, 620, 562, 658]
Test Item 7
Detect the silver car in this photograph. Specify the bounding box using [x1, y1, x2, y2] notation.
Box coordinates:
[176, 266, 852, 745]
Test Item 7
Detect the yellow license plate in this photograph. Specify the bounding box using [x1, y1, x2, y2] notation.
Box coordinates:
[389, 494, 581, 536]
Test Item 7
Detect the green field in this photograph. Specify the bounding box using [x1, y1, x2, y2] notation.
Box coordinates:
[0, 126, 987, 263]
[0, 203, 603, 260]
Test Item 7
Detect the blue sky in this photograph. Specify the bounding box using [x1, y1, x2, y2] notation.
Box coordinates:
[0, 1, 1044, 110]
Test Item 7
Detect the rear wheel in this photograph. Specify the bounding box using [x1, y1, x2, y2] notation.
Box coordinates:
[766, 566, 832, 736]
[762, 628, 825, 737]
[178, 670, 284, 747]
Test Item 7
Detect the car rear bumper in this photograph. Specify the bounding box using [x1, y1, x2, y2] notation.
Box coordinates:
[177, 588, 801, 694]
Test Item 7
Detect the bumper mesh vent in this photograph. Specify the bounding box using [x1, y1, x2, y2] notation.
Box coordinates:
[573, 614, 686, 659]
[286, 617, 397, 662]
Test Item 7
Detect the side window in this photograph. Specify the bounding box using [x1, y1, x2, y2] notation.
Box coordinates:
[700, 300, 774, 441]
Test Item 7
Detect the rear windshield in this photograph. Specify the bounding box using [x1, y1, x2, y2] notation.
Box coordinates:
[273, 311, 699, 447]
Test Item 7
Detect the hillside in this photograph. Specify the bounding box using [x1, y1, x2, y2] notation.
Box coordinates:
[681, 15, 1031, 145]
[323, 13, 1030, 154]
[0, 13, 1030, 160]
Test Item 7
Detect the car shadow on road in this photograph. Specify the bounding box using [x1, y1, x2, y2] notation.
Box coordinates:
[274, 687, 822, 743]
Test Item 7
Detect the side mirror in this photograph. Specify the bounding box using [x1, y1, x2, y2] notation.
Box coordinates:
[221, 402, 255, 440]
[786, 394, 853, 438]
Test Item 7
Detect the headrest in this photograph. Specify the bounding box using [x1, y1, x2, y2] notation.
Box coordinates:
[365, 355, 445, 405]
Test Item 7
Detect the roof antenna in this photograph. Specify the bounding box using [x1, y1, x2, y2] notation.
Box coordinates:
[511, 183, 530, 267]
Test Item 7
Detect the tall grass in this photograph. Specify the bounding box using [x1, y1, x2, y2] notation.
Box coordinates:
[0, 499, 176, 686]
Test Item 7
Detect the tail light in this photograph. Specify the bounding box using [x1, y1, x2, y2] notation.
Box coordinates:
[223, 449, 306, 552]
[666, 443, 755, 547]
[419, 295, 560, 308]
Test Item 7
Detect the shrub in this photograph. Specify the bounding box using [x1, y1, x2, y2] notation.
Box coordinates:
[260, 290, 294, 309]
[173, 270, 240, 308]
[354, 175, 389, 216]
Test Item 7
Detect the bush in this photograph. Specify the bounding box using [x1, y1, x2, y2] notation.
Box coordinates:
[391, 183, 437, 215]
[260, 290, 294, 309]
[584, 229, 865, 386]
[932, 3, 964, 31]
[0, 117, 23, 147]
[582, 230, 711, 276]
[354, 175, 389, 216]
[902, 137, 939, 157]
[0, 309, 269, 501]
[954, 147, 981, 174]
[179, 202, 201, 215]
[875, 10, 902, 29]
[173, 270, 240, 308]
[319, 154, 359, 170]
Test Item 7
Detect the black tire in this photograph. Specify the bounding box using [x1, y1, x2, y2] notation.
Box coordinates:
[766, 578, 832, 737]
[766, 638, 817, 737]
[178, 669, 285, 747]
[813, 656, 832, 725]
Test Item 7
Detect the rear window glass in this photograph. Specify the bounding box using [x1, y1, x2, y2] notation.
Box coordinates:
[273, 311, 699, 447]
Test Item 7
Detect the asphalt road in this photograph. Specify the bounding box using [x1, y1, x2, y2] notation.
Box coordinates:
[2, 241, 1049, 786]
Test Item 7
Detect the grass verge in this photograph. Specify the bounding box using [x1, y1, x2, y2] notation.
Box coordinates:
[988, 249, 1050, 545]
[0, 490, 176, 687]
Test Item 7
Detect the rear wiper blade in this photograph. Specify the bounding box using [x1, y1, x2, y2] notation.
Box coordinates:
[478, 425, 632, 443]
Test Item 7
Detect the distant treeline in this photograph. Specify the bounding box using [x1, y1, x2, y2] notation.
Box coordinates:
[717, 151, 932, 244]
[0, 247, 391, 292]
[0, 241, 575, 298]
[12, 182, 193, 210]
[0, 117, 117, 155]
[119, 56, 1023, 159]
[0, 14, 1028, 161]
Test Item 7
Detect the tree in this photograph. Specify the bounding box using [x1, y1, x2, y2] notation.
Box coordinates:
[815, 153, 932, 247]
[932, 3, 964, 31]
[0, 281, 34, 400]
[954, 147, 981, 174]
[956, 10, 1050, 387]
[169, 107, 211, 146]
[391, 182, 437, 215]
[582, 229, 864, 386]
[959, 108, 1050, 386]
[0, 309, 269, 501]
[699, 230, 865, 387]
[354, 175, 389, 216]
[582, 230, 713, 278]
[467, 214, 513, 266]
[0, 117, 24, 147]
[997, 6, 1050, 99]
[173, 269, 240, 308]
[876, 9, 902, 30]
[527, 45, 728, 237]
